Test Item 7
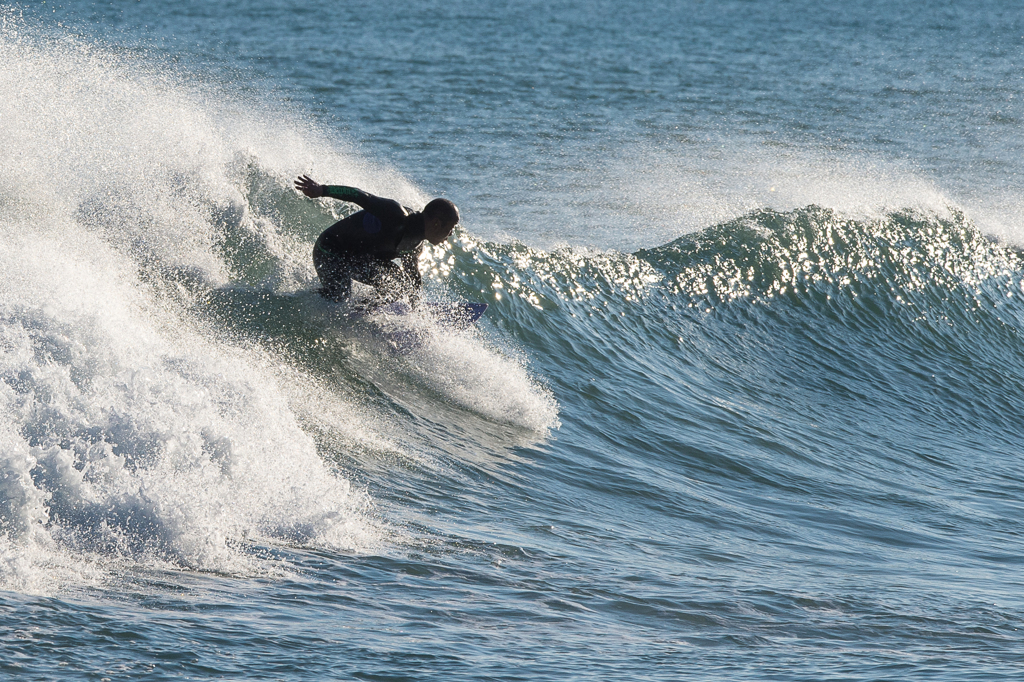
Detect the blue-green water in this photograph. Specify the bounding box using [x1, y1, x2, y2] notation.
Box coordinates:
[3, 2, 1024, 680]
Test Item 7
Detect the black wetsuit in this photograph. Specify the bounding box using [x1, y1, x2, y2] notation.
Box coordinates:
[312, 186, 426, 302]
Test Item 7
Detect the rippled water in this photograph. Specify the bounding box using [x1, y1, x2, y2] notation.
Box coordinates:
[3, 2, 1024, 680]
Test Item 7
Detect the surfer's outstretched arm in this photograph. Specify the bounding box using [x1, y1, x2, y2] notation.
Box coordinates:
[294, 175, 373, 207]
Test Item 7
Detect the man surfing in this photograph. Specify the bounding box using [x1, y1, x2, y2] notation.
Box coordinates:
[294, 175, 460, 306]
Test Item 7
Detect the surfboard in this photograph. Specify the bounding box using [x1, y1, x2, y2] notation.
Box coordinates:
[345, 300, 488, 352]
[347, 300, 486, 324]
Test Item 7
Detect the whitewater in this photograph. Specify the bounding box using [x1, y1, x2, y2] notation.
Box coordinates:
[3, 1, 1024, 680]
[0, 18, 556, 583]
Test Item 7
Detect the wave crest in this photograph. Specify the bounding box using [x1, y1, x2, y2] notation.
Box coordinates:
[639, 206, 1023, 315]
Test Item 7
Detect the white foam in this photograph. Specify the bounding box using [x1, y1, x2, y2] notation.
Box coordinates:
[0, 18, 398, 592]
[0, 225, 380, 589]
[0, 15, 567, 594]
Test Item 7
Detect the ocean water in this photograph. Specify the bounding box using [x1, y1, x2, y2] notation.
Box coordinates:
[2, 1, 1024, 679]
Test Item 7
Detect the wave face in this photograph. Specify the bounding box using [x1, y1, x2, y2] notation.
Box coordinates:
[4, 4, 1024, 682]
[457, 204, 1024, 485]
[636, 205, 1024, 451]
[431, 205, 1024, 679]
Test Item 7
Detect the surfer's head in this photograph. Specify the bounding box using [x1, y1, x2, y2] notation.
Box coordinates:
[423, 198, 460, 245]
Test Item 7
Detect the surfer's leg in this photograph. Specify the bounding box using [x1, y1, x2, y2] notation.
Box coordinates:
[315, 250, 414, 306]
[313, 247, 354, 302]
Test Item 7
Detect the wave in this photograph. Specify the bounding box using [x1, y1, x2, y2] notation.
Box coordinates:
[5, 10, 1024, 600]
[442, 204, 1024, 469]
[0, 15, 564, 592]
[453, 201, 1024, 344]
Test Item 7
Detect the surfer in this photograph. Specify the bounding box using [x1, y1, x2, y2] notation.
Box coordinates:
[294, 175, 460, 305]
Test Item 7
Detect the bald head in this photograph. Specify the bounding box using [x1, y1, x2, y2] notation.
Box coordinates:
[422, 198, 460, 245]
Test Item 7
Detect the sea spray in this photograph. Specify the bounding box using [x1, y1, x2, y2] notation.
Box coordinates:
[0, 12, 423, 295]
[0, 17, 392, 589]
[0, 14, 565, 592]
[0, 226, 379, 588]
[368, 303, 560, 432]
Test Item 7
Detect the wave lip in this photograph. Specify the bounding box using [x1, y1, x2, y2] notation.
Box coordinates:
[639, 205, 1023, 316]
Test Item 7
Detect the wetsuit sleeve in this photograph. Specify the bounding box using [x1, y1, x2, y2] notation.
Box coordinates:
[323, 187, 409, 229]
[322, 185, 372, 205]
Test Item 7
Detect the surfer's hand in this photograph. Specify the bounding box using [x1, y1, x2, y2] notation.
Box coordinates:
[294, 175, 324, 198]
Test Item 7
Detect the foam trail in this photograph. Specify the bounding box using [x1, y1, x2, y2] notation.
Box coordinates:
[366, 305, 561, 432]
